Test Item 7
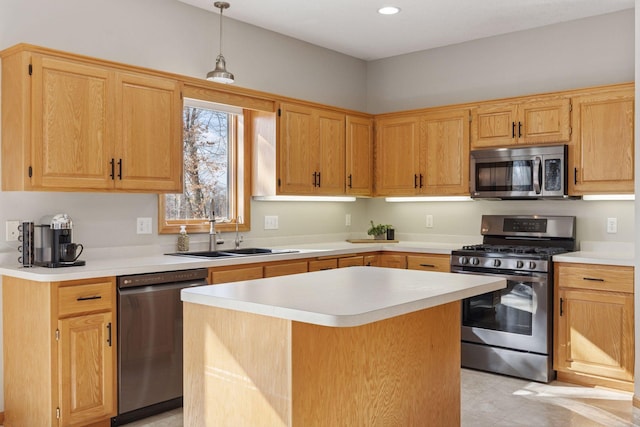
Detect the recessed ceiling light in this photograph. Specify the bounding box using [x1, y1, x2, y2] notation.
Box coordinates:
[378, 6, 400, 15]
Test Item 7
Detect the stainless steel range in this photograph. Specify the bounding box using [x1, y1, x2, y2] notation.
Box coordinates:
[450, 215, 575, 383]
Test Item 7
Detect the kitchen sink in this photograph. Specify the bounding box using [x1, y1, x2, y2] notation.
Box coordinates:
[167, 248, 298, 258]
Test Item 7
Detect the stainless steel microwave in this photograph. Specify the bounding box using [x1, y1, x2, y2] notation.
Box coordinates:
[470, 145, 568, 199]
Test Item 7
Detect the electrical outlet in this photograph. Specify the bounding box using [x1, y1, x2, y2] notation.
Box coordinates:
[426, 214, 434, 228]
[345, 214, 351, 226]
[5, 220, 20, 241]
[136, 217, 153, 234]
[606, 217, 617, 234]
[264, 215, 279, 230]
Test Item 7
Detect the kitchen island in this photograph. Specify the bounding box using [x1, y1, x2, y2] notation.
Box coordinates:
[181, 266, 505, 426]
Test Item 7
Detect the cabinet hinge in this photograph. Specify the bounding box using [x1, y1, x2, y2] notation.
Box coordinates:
[28, 166, 33, 178]
[55, 329, 60, 341]
[278, 108, 281, 117]
[56, 407, 60, 419]
[28, 64, 32, 76]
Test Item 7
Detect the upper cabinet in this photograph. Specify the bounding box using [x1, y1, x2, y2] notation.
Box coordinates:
[1, 45, 183, 192]
[345, 115, 374, 196]
[569, 86, 634, 195]
[375, 108, 470, 196]
[471, 97, 571, 149]
[278, 102, 346, 195]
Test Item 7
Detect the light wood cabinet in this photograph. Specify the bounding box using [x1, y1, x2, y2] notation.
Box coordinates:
[569, 87, 634, 195]
[337, 255, 364, 268]
[345, 115, 374, 196]
[264, 260, 309, 278]
[554, 263, 634, 391]
[419, 109, 470, 195]
[374, 115, 420, 195]
[471, 98, 571, 149]
[1, 45, 183, 192]
[407, 254, 450, 272]
[3, 276, 117, 427]
[377, 254, 407, 269]
[375, 109, 470, 196]
[278, 102, 345, 195]
[308, 258, 338, 272]
[209, 264, 264, 284]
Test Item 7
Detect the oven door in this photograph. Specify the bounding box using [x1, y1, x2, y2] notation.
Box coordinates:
[454, 269, 550, 354]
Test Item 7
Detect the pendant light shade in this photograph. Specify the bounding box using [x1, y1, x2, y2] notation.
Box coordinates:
[207, 1, 234, 84]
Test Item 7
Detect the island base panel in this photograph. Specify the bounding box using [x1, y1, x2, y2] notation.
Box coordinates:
[184, 302, 461, 426]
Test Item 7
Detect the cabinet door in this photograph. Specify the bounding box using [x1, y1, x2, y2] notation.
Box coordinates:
[570, 89, 634, 195]
[517, 98, 571, 144]
[337, 256, 364, 268]
[555, 288, 634, 382]
[115, 72, 183, 192]
[278, 103, 317, 194]
[316, 109, 345, 195]
[58, 311, 115, 426]
[420, 109, 470, 195]
[346, 116, 373, 196]
[470, 103, 517, 148]
[309, 259, 338, 272]
[374, 116, 420, 195]
[264, 261, 308, 278]
[31, 54, 114, 190]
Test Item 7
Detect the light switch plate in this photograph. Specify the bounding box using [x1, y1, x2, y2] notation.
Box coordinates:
[606, 217, 617, 234]
[137, 217, 153, 234]
[264, 216, 279, 230]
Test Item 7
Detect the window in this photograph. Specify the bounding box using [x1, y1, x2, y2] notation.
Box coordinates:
[159, 97, 249, 234]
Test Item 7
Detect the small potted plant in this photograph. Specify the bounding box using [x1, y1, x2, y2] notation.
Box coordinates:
[367, 220, 391, 240]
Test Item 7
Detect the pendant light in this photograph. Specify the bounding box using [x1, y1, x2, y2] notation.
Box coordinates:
[206, 1, 234, 84]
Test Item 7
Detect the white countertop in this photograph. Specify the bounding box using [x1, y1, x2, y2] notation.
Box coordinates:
[181, 266, 506, 327]
[553, 241, 635, 267]
[0, 241, 462, 282]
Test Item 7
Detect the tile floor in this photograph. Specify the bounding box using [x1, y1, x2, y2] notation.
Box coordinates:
[123, 369, 640, 426]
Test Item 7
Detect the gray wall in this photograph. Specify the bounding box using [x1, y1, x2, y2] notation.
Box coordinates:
[0, 0, 636, 411]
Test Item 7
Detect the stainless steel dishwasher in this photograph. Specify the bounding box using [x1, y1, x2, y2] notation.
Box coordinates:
[112, 268, 208, 426]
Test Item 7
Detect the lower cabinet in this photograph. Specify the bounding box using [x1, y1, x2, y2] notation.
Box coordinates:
[3, 276, 117, 427]
[263, 261, 309, 278]
[554, 263, 634, 391]
[377, 254, 407, 269]
[406, 254, 450, 272]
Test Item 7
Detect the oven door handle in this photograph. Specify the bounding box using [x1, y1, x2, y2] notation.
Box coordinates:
[533, 156, 542, 194]
[451, 269, 547, 283]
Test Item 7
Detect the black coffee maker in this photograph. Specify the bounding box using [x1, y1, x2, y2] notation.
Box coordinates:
[34, 214, 85, 268]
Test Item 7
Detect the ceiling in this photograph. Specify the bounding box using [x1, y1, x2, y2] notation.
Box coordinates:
[177, 0, 634, 61]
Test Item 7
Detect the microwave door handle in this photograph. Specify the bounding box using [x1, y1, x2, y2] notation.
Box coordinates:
[533, 156, 542, 194]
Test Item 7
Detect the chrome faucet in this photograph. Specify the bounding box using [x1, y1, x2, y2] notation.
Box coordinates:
[234, 216, 243, 249]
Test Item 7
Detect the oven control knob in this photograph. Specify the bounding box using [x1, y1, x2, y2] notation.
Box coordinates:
[528, 261, 537, 269]
[493, 259, 501, 267]
[516, 260, 524, 269]
[458, 256, 468, 265]
[471, 257, 480, 266]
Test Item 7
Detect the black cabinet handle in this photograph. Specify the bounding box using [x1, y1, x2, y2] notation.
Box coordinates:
[107, 322, 112, 347]
[77, 295, 102, 301]
[312, 172, 317, 187]
[560, 298, 564, 316]
[317, 172, 321, 187]
[574, 167, 578, 185]
[414, 174, 418, 188]
[348, 174, 353, 188]
[518, 122, 522, 138]
[419, 174, 424, 188]
[511, 122, 516, 138]
[583, 277, 605, 282]
[110, 159, 115, 180]
[419, 263, 436, 268]
[117, 159, 122, 180]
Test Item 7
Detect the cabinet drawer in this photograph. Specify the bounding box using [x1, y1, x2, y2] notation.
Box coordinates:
[58, 281, 114, 317]
[556, 263, 633, 293]
[407, 254, 450, 272]
[264, 261, 308, 278]
[309, 259, 338, 272]
[338, 256, 364, 268]
[209, 266, 263, 284]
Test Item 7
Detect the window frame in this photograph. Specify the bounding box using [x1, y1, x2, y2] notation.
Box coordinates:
[158, 101, 251, 235]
